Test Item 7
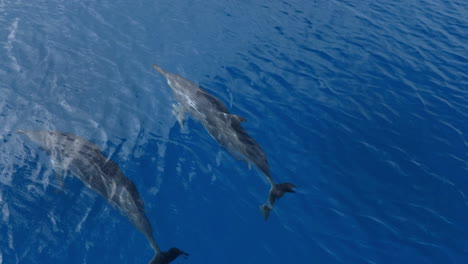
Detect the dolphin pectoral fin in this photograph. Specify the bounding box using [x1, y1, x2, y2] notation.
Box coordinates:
[172, 103, 187, 130]
[177, 115, 186, 130]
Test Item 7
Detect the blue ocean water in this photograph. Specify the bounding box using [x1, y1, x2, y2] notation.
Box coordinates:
[0, 0, 467, 263]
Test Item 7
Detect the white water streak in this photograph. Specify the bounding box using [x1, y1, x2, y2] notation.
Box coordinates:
[8, 229, 13, 249]
[2, 195, 13, 250]
[6, 18, 21, 72]
[1, 202, 8, 222]
[2, 201, 13, 250]
[76, 207, 92, 232]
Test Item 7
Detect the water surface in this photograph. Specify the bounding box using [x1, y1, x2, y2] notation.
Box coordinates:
[0, 0, 467, 263]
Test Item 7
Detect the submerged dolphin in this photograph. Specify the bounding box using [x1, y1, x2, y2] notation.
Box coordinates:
[18, 130, 188, 264]
[152, 64, 296, 219]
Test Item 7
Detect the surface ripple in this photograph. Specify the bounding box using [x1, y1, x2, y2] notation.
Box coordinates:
[0, 0, 467, 263]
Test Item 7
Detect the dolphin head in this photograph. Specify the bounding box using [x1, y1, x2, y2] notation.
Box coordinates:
[152, 64, 200, 95]
[17, 130, 57, 150]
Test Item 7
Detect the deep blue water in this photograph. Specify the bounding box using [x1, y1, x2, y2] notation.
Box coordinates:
[0, 0, 467, 263]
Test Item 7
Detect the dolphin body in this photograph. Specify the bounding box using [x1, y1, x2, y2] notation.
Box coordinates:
[18, 130, 188, 264]
[152, 64, 296, 219]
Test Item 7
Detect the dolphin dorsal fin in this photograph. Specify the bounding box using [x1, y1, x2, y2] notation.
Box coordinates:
[232, 114, 247, 122]
[220, 113, 247, 123]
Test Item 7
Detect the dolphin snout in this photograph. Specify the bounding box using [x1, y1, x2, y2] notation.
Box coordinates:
[152, 64, 168, 77]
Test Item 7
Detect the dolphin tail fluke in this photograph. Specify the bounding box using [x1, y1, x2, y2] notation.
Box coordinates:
[152, 64, 169, 77]
[261, 183, 296, 220]
[149, 248, 189, 264]
[271, 183, 296, 204]
[260, 204, 272, 220]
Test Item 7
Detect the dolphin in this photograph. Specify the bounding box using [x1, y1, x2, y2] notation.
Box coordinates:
[152, 64, 296, 220]
[18, 130, 188, 264]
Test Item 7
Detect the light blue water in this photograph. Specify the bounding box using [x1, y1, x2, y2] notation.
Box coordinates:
[0, 0, 467, 263]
